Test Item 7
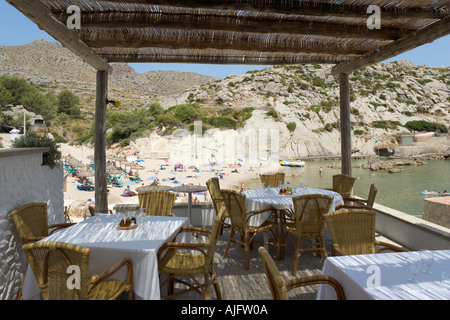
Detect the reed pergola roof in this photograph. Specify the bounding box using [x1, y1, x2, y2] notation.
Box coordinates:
[7, 0, 450, 75]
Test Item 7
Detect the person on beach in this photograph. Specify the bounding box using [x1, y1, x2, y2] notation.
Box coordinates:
[319, 167, 323, 176]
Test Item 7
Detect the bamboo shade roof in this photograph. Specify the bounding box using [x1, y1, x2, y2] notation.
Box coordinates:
[6, 0, 450, 74]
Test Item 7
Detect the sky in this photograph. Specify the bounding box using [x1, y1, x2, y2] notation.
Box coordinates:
[1, 1, 449, 79]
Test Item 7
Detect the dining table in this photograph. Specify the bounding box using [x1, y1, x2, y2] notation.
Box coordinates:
[242, 186, 344, 227]
[21, 214, 189, 300]
[317, 250, 450, 300]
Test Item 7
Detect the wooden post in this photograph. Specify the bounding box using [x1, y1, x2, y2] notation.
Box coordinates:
[339, 73, 352, 176]
[94, 70, 108, 213]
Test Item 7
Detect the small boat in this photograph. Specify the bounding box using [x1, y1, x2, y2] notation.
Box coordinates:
[280, 160, 305, 167]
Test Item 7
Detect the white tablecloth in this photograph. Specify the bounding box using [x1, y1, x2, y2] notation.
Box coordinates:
[317, 250, 450, 300]
[22, 214, 188, 300]
[242, 187, 344, 227]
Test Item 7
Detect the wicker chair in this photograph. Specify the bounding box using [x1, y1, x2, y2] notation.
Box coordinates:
[323, 209, 407, 256]
[157, 205, 224, 300]
[138, 190, 176, 216]
[280, 194, 333, 276]
[258, 247, 345, 300]
[330, 174, 356, 197]
[221, 189, 279, 270]
[259, 172, 285, 187]
[22, 241, 133, 300]
[206, 177, 229, 234]
[337, 183, 378, 210]
[10, 202, 76, 300]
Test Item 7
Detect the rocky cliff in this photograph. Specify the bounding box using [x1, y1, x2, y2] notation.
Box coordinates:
[151, 61, 449, 159]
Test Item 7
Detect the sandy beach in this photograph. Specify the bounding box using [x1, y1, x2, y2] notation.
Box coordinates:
[60, 143, 267, 219]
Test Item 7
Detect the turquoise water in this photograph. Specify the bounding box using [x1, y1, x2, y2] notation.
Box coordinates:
[245, 159, 450, 218]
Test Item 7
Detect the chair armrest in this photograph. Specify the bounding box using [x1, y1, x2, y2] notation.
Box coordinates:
[335, 204, 369, 210]
[178, 226, 211, 236]
[278, 209, 295, 222]
[48, 223, 76, 235]
[285, 275, 345, 300]
[246, 207, 276, 221]
[157, 242, 209, 261]
[375, 241, 408, 253]
[89, 257, 133, 293]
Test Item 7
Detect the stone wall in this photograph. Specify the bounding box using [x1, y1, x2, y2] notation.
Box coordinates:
[423, 197, 450, 229]
[0, 148, 64, 300]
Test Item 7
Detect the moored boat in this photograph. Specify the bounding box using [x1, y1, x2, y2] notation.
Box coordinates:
[280, 160, 305, 167]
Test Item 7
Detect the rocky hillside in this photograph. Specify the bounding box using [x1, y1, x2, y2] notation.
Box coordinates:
[1, 39, 449, 159]
[0, 39, 217, 105]
[149, 61, 450, 159]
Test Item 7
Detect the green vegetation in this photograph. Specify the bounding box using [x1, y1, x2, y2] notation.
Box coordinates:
[266, 108, 278, 119]
[404, 120, 448, 133]
[286, 122, 296, 132]
[12, 132, 61, 168]
[0, 75, 89, 143]
[57, 89, 81, 116]
[106, 103, 255, 145]
[0, 75, 57, 120]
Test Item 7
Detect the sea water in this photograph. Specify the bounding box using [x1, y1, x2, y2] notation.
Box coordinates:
[245, 159, 450, 218]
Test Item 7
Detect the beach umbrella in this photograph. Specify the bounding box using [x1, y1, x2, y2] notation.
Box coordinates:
[131, 165, 145, 171]
[77, 170, 94, 178]
[108, 169, 122, 176]
[146, 176, 159, 181]
[70, 160, 84, 168]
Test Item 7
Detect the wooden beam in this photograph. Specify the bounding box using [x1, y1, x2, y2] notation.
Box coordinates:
[6, 0, 110, 72]
[98, 53, 350, 65]
[332, 15, 450, 75]
[79, 31, 374, 56]
[53, 11, 410, 41]
[94, 70, 108, 214]
[339, 73, 352, 176]
[93, 0, 448, 20]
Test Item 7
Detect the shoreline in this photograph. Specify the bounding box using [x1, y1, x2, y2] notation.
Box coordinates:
[57, 141, 448, 219]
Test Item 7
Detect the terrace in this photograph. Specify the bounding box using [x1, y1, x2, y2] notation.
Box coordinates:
[1, 0, 450, 301]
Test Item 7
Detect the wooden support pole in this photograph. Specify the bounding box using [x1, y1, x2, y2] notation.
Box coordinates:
[94, 70, 108, 213]
[339, 73, 352, 176]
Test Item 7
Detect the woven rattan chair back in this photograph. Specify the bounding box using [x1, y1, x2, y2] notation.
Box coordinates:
[138, 190, 176, 216]
[206, 177, 224, 215]
[258, 246, 345, 300]
[10, 202, 49, 244]
[221, 189, 248, 233]
[258, 246, 288, 299]
[292, 194, 333, 234]
[332, 174, 356, 196]
[259, 172, 285, 188]
[324, 209, 376, 255]
[366, 183, 378, 209]
[23, 241, 91, 300]
[205, 205, 225, 266]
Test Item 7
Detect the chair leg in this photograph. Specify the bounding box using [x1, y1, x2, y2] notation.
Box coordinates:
[291, 238, 302, 276]
[203, 273, 211, 300]
[244, 233, 250, 270]
[223, 228, 236, 259]
[16, 264, 29, 300]
[211, 267, 222, 300]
